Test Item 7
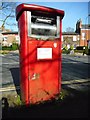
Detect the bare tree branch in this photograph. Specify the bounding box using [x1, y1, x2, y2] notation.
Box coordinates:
[0, 2, 17, 31]
[0, 3, 10, 10]
[6, 22, 17, 26]
[66, 27, 74, 32]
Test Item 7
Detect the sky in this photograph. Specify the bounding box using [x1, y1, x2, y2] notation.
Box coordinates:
[0, 1, 89, 32]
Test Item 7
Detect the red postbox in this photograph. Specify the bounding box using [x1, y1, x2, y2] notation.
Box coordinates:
[16, 3, 64, 104]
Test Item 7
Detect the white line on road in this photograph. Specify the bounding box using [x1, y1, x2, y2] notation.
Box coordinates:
[62, 79, 90, 84]
[62, 62, 88, 64]
[0, 86, 20, 92]
[1, 62, 19, 65]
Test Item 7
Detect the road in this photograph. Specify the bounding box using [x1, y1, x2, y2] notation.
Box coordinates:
[1, 52, 19, 87]
[62, 54, 90, 91]
[0, 52, 90, 89]
[62, 54, 89, 81]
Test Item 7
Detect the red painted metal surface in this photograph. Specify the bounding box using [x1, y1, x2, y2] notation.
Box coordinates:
[18, 11, 29, 104]
[16, 3, 64, 21]
[16, 4, 64, 104]
[28, 40, 61, 104]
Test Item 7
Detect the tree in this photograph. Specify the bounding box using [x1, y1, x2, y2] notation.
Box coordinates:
[0, 2, 17, 31]
[66, 27, 74, 32]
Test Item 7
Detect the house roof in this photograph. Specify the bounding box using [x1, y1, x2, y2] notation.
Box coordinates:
[62, 32, 79, 35]
[2, 31, 18, 35]
[82, 24, 90, 29]
[2, 31, 79, 36]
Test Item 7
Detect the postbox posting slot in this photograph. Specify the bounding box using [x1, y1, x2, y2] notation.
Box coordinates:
[27, 11, 60, 40]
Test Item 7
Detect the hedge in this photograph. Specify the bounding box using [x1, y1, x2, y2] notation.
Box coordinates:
[62, 46, 90, 55]
[2, 43, 19, 51]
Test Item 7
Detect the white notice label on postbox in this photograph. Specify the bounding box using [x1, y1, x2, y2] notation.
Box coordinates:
[37, 48, 52, 59]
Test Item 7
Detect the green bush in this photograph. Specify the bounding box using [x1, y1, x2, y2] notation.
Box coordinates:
[62, 49, 70, 54]
[84, 46, 88, 55]
[2, 46, 12, 51]
[63, 46, 68, 51]
[74, 49, 83, 53]
[70, 45, 74, 50]
[74, 46, 89, 55]
[2, 43, 19, 51]
[63, 46, 73, 54]
[11, 43, 19, 50]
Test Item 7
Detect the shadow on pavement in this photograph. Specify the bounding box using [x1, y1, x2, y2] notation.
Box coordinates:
[10, 67, 20, 95]
[2, 86, 89, 119]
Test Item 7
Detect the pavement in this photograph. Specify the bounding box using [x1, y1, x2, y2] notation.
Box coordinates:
[0, 51, 90, 119]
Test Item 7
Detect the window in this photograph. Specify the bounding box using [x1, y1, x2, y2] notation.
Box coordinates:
[77, 35, 80, 40]
[73, 36, 77, 41]
[78, 37, 79, 40]
[3, 37, 7, 41]
[27, 11, 60, 40]
[16, 36, 20, 41]
[82, 33, 85, 40]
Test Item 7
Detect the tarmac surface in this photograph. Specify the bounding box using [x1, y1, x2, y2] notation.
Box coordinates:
[0, 52, 90, 119]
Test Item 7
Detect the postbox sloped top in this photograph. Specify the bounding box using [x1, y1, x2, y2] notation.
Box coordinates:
[16, 3, 64, 21]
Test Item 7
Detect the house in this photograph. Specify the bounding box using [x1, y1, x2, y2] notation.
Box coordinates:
[75, 19, 90, 46]
[0, 26, 20, 46]
[0, 31, 20, 46]
[62, 19, 90, 49]
[62, 32, 79, 49]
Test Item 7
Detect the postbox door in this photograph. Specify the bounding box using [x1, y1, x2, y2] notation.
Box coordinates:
[28, 40, 61, 104]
